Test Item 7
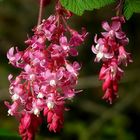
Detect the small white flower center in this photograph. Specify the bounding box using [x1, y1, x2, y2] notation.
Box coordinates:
[9, 87, 13, 94]
[97, 52, 103, 60]
[50, 80, 56, 87]
[12, 94, 19, 101]
[30, 74, 35, 81]
[47, 101, 54, 110]
[63, 45, 69, 51]
[95, 44, 100, 50]
[109, 30, 114, 37]
[8, 109, 13, 116]
[34, 108, 40, 116]
[37, 92, 44, 98]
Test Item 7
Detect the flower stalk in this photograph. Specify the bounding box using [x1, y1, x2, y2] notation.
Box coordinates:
[116, 0, 125, 16]
[37, 0, 44, 25]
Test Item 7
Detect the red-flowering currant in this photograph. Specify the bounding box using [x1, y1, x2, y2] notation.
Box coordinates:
[5, 1, 87, 139]
[91, 16, 132, 104]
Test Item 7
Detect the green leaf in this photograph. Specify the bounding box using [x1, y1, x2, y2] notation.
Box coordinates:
[124, 0, 140, 20]
[60, 0, 115, 16]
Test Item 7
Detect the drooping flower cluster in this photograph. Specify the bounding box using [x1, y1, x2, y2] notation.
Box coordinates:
[91, 16, 132, 104]
[5, 3, 87, 140]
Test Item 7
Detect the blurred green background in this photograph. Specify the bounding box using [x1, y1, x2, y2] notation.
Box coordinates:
[0, 0, 140, 140]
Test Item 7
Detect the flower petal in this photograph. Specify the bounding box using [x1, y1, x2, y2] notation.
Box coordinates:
[91, 45, 98, 54]
[102, 21, 111, 31]
[69, 48, 78, 56]
[111, 21, 121, 31]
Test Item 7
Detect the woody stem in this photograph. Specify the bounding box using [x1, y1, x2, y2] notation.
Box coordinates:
[116, 0, 124, 16]
[37, 0, 44, 25]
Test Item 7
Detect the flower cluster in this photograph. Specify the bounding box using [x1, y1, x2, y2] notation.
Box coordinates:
[5, 4, 87, 140]
[92, 16, 132, 104]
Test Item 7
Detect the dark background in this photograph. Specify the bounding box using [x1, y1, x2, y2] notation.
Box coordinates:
[0, 0, 140, 140]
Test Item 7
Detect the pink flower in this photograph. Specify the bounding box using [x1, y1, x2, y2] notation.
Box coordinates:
[101, 20, 121, 39]
[7, 47, 23, 67]
[66, 61, 81, 76]
[118, 46, 133, 66]
[69, 28, 88, 47]
[5, 101, 19, 116]
[101, 16, 129, 46]
[91, 35, 114, 62]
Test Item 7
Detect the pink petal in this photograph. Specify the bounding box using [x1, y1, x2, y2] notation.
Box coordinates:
[43, 107, 49, 116]
[7, 47, 14, 59]
[4, 101, 10, 108]
[56, 69, 64, 80]
[91, 45, 98, 54]
[24, 64, 32, 73]
[111, 16, 125, 24]
[49, 24, 56, 32]
[59, 36, 68, 46]
[115, 31, 126, 39]
[102, 76, 111, 91]
[97, 38, 105, 45]
[111, 21, 121, 31]
[47, 111, 53, 123]
[101, 32, 108, 37]
[120, 38, 129, 46]
[113, 81, 118, 93]
[8, 74, 13, 81]
[94, 34, 98, 43]
[99, 65, 107, 80]
[104, 52, 114, 59]
[15, 53, 22, 61]
[102, 21, 111, 31]
[22, 114, 31, 129]
[9, 47, 14, 55]
[69, 48, 78, 56]
[102, 88, 113, 104]
[73, 61, 81, 71]
[66, 64, 74, 73]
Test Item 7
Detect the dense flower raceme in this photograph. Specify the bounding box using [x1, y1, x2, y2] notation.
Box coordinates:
[92, 16, 132, 104]
[5, 6, 87, 140]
